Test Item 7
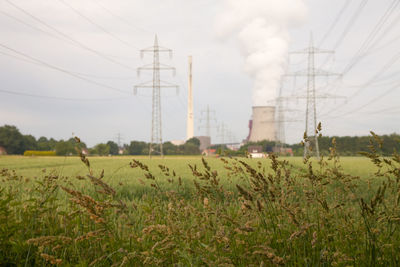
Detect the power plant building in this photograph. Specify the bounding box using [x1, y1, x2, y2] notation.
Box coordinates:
[195, 136, 211, 151]
[247, 106, 277, 142]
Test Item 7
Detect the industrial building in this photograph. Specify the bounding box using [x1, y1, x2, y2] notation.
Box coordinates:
[195, 136, 211, 151]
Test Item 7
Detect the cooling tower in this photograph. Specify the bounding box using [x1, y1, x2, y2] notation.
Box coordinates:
[248, 106, 277, 142]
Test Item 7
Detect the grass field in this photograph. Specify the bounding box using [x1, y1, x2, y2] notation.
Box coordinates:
[0, 154, 380, 184]
[0, 155, 380, 200]
[1, 142, 399, 266]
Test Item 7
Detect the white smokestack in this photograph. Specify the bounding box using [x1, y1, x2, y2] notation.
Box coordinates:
[186, 56, 194, 140]
[216, 0, 307, 106]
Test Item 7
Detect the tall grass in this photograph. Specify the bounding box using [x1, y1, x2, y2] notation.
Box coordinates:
[0, 132, 399, 266]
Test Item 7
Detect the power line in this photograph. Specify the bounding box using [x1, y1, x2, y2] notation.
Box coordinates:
[0, 43, 130, 94]
[0, 9, 67, 42]
[0, 88, 125, 101]
[320, 45, 400, 117]
[319, 0, 351, 46]
[93, 0, 149, 34]
[340, 69, 400, 88]
[317, 0, 370, 70]
[57, 0, 140, 50]
[176, 94, 187, 111]
[361, 4, 400, 56]
[317, 1, 400, 116]
[0, 49, 138, 81]
[0, 50, 42, 67]
[363, 22, 400, 58]
[347, 48, 400, 94]
[332, 0, 369, 50]
[5, 0, 137, 71]
[327, 0, 399, 75]
[359, 105, 400, 115]
[340, 0, 400, 75]
[323, 80, 400, 119]
[0, 8, 138, 63]
[172, 73, 192, 113]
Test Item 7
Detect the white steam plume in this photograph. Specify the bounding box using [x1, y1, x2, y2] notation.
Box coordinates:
[216, 0, 307, 106]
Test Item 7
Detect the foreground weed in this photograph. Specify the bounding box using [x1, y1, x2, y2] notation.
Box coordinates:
[0, 132, 400, 266]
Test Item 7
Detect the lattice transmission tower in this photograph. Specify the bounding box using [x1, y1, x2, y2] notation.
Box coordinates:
[276, 84, 295, 150]
[199, 105, 217, 138]
[134, 35, 178, 157]
[115, 132, 123, 148]
[217, 122, 228, 153]
[287, 33, 341, 159]
[275, 74, 306, 150]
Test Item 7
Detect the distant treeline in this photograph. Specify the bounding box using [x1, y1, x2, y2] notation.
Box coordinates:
[0, 125, 88, 156]
[0, 125, 201, 156]
[313, 134, 400, 156]
[1, 125, 398, 156]
[239, 134, 400, 156]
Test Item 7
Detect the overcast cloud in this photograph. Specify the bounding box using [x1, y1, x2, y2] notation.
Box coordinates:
[0, 0, 399, 146]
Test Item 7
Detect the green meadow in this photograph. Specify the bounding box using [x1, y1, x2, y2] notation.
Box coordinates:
[1, 147, 399, 266]
[0, 155, 380, 200]
[0, 154, 379, 182]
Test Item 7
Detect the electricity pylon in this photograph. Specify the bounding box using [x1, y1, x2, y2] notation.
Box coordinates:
[134, 35, 178, 157]
[199, 105, 217, 138]
[217, 122, 227, 144]
[274, 78, 302, 153]
[275, 85, 296, 151]
[115, 132, 123, 148]
[287, 33, 341, 159]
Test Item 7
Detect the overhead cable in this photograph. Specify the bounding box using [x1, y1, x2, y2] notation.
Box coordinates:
[0, 42, 130, 94]
[5, 0, 136, 71]
[57, 0, 140, 50]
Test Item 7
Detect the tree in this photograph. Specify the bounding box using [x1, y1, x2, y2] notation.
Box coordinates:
[55, 140, 75, 156]
[181, 138, 201, 155]
[182, 143, 200, 155]
[186, 137, 200, 147]
[23, 135, 37, 151]
[48, 138, 58, 150]
[37, 137, 50, 151]
[163, 142, 179, 155]
[127, 141, 147, 155]
[107, 141, 119, 155]
[37, 136, 57, 151]
[0, 125, 25, 154]
[91, 143, 110, 156]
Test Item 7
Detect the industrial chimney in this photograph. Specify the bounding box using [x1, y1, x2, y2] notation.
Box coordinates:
[248, 106, 277, 142]
[186, 56, 194, 140]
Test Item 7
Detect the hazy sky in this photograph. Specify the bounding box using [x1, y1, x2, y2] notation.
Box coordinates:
[0, 0, 399, 146]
